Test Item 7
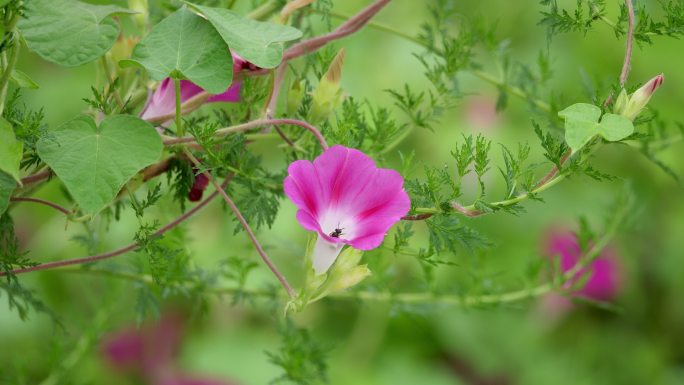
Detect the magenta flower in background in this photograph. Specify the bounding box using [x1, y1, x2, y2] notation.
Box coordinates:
[284, 145, 411, 274]
[544, 231, 622, 302]
[101, 313, 238, 385]
[140, 53, 255, 124]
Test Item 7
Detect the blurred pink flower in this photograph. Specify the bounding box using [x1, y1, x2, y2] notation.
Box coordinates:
[545, 231, 622, 302]
[284, 145, 410, 273]
[140, 53, 256, 123]
[101, 313, 238, 385]
[464, 96, 499, 131]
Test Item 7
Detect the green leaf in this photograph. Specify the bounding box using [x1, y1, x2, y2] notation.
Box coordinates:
[36, 115, 163, 215]
[121, 8, 233, 94]
[0, 172, 15, 215]
[19, 0, 134, 67]
[10, 69, 39, 89]
[559, 103, 634, 152]
[188, 2, 302, 68]
[0, 117, 23, 183]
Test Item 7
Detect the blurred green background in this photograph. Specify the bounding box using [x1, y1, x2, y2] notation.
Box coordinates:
[1, 0, 684, 384]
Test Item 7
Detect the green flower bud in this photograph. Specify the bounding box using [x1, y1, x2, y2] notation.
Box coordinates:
[614, 74, 664, 121]
[328, 265, 371, 293]
[128, 0, 148, 32]
[286, 79, 305, 116]
[309, 48, 346, 123]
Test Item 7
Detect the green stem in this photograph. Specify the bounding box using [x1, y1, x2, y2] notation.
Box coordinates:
[0, 32, 20, 115]
[174, 77, 183, 137]
[56, 212, 622, 308]
[100, 56, 125, 110]
[471, 69, 551, 112]
[247, 0, 278, 20]
[413, 173, 566, 215]
[326, 9, 552, 113]
[640, 134, 684, 151]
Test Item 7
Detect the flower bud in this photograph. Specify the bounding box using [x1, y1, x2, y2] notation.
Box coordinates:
[128, 0, 148, 32]
[286, 79, 305, 116]
[328, 265, 371, 293]
[615, 74, 664, 121]
[110, 36, 139, 64]
[309, 48, 346, 123]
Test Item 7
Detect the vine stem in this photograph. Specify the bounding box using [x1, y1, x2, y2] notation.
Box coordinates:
[183, 150, 296, 298]
[173, 77, 183, 137]
[163, 118, 328, 150]
[620, 0, 635, 87]
[19, 169, 51, 186]
[59, 204, 624, 307]
[246, 0, 392, 75]
[100, 56, 125, 110]
[9, 197, 71, 216]
[0, 183, 224, 277]
[0, 28, 20, 115]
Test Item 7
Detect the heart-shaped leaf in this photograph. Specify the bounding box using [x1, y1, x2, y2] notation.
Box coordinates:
[188, 2, 302, 68]
[0, 172, 15, 215]
[19, 0, 134, 67]
[36, 115, 163, 215]
[559, 103, 634, 153]
[121, 8, 233, 94]
[0, 117, 23, 183]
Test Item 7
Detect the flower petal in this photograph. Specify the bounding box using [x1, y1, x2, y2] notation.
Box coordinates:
[207, 82, 241, 103]
[312, 145, 377, 210]
[284, 160, 325, 218]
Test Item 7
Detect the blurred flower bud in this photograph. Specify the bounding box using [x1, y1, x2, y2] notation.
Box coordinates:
[286, 79, 305, 116]
[612, 89, 628, 116]
[288, 236, 370, 312]
[110, 36, 139, 64]
[614, 73, 664, 121]
[128, 0, 149, 32]
[328, 265, 371, 293]
[309, 48, 346, 123]
[545, 230, 622, 302]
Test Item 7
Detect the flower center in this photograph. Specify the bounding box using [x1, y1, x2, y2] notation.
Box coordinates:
[319, 208, 356, 241]
[329, 227, 344, 238]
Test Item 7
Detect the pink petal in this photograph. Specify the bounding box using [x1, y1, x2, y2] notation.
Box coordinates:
[207, 82, 241, 103]
[284, 160, 326, 218]
[312, 145, 378, 209]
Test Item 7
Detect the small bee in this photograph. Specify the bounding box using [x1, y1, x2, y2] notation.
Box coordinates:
[329, 228, 344, 238]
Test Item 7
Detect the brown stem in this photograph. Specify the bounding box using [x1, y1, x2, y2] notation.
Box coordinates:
[272, 124, 301, 150]
[401, 213, 433, 221]
[141, 156, 174, 182]
[248, 0, 391, 77]
[265, 64, 288, 119]
[163, 118, 329, 150]
[184, 151, 296, 298]
[9, 197, 71, 216]
[0, 184, 223, 277]
[534, 150, 571, 190]
[20, 170, 51, 186]
[620, 0, 635, 87]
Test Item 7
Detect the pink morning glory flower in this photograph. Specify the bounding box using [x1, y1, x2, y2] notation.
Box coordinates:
[101, 313, 238, 385]
[284, 145, 411, 274]
[140, 53, 256, 124]
[545, 230, 622, 302]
